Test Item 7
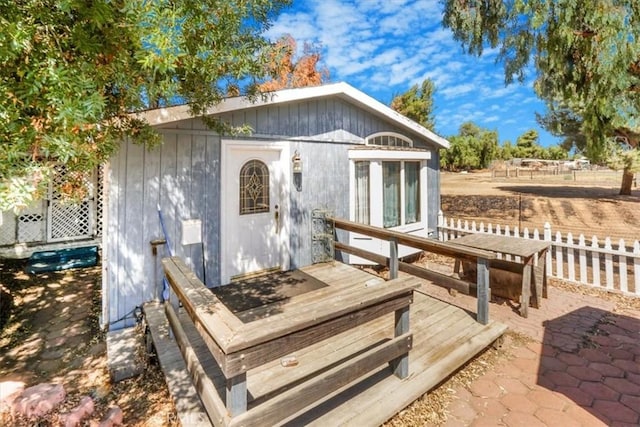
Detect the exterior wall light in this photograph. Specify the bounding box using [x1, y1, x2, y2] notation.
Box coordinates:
[292, 151, 303, 173]
[292, 150, 302, 191]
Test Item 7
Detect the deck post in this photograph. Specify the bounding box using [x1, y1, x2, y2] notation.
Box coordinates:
[389, 238, 398, 279]
[476, 257, 490, 324]
[390, 305, 410, 378]
[226, 372, 247, 417]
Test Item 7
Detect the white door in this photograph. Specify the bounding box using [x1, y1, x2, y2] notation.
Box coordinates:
[221, 141, 289, 284]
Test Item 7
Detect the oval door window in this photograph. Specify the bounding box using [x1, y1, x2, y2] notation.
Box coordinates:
[239, 160, 270, 215]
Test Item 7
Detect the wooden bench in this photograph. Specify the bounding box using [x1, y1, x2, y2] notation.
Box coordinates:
[451, 233, 550, 318]
[161, 257, 418, 426]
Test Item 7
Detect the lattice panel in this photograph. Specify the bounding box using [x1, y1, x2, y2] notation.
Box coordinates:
[18, 203, 46, 243]
[49, 201, 91, 239]
[48, 166, 94, 242]
[0, 211, 17, 246]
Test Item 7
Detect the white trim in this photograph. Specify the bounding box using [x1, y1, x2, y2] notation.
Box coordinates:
[136, 82, 449, 149]
[220, 140, 290, 284]
[348, 150, 431, 160]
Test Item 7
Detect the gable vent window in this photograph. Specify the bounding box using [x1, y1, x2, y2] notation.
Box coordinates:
[366, 132, 413, 148]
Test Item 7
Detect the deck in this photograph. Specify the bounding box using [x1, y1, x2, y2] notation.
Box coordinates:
[146, 261, 507, 426]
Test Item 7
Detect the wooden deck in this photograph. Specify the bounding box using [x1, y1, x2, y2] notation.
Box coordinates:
[148, 261, 507, 426]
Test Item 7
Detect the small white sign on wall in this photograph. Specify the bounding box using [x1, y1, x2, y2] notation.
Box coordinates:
[181, 219, 202, 245]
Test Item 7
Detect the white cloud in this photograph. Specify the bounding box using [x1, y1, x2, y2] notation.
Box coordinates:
[440, 83, 476, 98]
[266, 0, 551, 144]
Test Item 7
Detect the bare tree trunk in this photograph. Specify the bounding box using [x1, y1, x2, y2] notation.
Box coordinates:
[619, 167, 635, 195]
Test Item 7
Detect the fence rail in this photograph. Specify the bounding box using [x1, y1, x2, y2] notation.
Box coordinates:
[437, 211, 640, 297]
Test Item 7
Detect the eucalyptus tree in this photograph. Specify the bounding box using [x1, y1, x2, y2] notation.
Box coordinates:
[442, 0, 640, 194]
[0, 0, 290, 210]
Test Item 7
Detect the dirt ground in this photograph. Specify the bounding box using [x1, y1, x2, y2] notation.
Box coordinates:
[441, 170, 640, 242]
[0, 261, 176, 426]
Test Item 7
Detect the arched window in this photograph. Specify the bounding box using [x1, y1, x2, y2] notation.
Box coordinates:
[366, 132, 413, 148]
[239, 160, 269, 215]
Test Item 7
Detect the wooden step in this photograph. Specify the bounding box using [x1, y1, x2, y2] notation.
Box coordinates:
[143, 302, 212, 427]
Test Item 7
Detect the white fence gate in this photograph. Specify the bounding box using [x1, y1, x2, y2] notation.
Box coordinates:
[437, 211, 640, 297]
[0, 166, 103, 249]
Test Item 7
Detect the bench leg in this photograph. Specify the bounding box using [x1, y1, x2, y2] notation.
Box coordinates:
[226, 372, 247, 417]
[390, 306, 409, 379]
[519, 261, 532, 318]
[532, 254, 545, 308]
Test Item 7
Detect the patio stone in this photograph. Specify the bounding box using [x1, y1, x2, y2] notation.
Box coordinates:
[591, 400, 639, 424]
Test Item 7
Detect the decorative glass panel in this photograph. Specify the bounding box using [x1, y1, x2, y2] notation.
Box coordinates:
[239, 160, 269, 215]
[354, 161, 370, 224]
[405, 161, 420, 224]
[382, 162, 401, 228]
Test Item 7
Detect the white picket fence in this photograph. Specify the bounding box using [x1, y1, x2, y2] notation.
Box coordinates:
[437, 211, 640, 297]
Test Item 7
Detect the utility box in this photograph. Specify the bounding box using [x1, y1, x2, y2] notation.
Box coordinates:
[181, 219, 202, 245]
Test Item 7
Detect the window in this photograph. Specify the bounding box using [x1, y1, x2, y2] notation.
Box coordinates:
[350, 135, 429, 230]
[351, 157, 426, 229]
[239, 160, 269, 215]
[405, 161, 420, 224]
[383, 162, 401, 227]
[366, 132, 413, 148]
[381, 161, 420, 228]
[354, 161, 370, 224]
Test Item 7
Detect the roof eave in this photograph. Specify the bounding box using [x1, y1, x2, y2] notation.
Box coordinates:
[135, 82, 450, 149]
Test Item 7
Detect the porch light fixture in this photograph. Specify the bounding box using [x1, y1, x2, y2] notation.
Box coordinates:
[292, 150, 303, 191]
[292, 150, 303, 173]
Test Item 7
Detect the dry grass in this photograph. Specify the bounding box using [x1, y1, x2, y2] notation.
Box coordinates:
[384, 331, 532, 426]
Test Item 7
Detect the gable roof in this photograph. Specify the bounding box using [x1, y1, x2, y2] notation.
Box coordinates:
[138, 82, 450, 149]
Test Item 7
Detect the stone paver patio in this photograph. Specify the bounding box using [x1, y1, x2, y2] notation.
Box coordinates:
[421, 280, 640, 427]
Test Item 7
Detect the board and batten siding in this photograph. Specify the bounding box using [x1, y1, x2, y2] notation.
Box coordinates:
[105, 95, 442, 329]
[104, 128, 221, 330]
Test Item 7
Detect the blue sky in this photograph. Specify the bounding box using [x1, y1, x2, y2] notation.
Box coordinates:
[265, 0, 562, 147]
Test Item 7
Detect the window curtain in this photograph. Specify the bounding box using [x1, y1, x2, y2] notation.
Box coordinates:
[383, 162, 400, 227]
[405, 162, 420, 224]
[354, 161, 370, 224]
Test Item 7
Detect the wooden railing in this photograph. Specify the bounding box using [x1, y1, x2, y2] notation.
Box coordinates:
[161, 256, 419, 426]
[330, 217, 496, 325]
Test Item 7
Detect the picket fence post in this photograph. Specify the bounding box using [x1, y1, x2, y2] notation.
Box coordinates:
[544, 223, 552, 277]
[578, 234, 588, 284]
[619, 239, 628, 293]
[591, 237, 601, 287]
[567, 233, 575, 281]
[604, 238, 614, 290]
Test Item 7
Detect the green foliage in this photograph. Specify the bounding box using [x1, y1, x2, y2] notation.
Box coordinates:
[440, 121, 499, 170]
[442, 0, 640, 161]
[606, 139, 640, 172]
[391, 79, 437, 130]
[441, 124, 568, 170]
[0, 0, 290, 210]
